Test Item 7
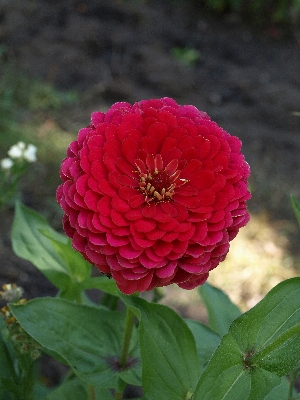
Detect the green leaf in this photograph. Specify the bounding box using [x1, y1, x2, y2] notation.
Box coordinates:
[199, 282, 241, 336]
[291, 194, 300, 228]
[81, 276, 120, 297]
[194, 333, 281, 400]
[0, 318, 15, 400]
[195, 278, 300, 400]
[10, 298, 141, 389]
[41, 230, 91, 283]
[184, 319, 221, 368]
[264, 376, 295, 400]
[11, 203, 96, 300]
[12, 202, 71, 289]
[42, 377, 114, 400]
[125, 296, 201, 400]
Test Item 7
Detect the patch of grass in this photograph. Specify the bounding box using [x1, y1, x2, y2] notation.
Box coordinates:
[0, 59, 77, 155]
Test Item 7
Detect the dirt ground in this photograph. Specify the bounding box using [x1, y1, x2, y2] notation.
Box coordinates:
[0, 0, 300, 391]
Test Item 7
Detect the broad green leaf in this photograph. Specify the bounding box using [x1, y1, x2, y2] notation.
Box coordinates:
[42, 377, 114, 400]
[125, 296, 201, 400]
[81, 276, 120, 297]
[230, 278, 300, 376]
[195, 278, 300, 400]
[194, 333, 281, 400]
[12, 203, 71, 289]
[184, 319, 221, 368]
[291, 194, 300, 228]
[41, 230, 91, 283]
[10, 298, 141, 389]
[199, 282, 241, 336]
[264, 376, 295, 400]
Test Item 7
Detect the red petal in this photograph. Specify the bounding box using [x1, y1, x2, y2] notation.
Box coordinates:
[97, 196, 111, 217]
[174, 194, 201, 208]
[116, 157, 137, 177]
[156, 261, 177, 278]
[111, 196, 130, 213]
[122, 138, 139, 164]
[133, 219, 156, 233]
[76, 175, 89, 196]
[152, 241, 173, 257]
[119, 245, 143, 259]
[164, 159, 178, 175]
[84, 190, 99, 211]
[111, 210, 128, 227]
[118, 174, 138, 187]
[162, 231, 179, 241]
[106, 233, 129, 246]
[128, 194, 145, 208]
[119, 186, 137, 200]
[97, 179, 116, 197]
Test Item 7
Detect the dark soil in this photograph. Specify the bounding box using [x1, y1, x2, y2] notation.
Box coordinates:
[0, 0, 300, 392]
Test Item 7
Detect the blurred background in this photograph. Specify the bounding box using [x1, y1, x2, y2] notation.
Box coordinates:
[0, 0, 300, 321]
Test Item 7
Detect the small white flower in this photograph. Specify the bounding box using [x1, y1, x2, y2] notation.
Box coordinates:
[24, 144, 37, 162]
[1, 158, 14, 170]
[17, 141, 26, 150]
[8, 143, 23, 159]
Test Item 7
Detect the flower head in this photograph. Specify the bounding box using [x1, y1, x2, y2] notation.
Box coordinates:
[23, 144, 37, 162]
[57, 98, 251, 294]
[8, 142, 25, 159]
[1, 158, 14, 170]
[7, 142, 37, 163]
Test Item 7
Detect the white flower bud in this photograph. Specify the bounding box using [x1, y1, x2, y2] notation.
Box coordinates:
[23, 144, 37, 162]
[8, 144, 23, 159]
[1, 158, 14, 169]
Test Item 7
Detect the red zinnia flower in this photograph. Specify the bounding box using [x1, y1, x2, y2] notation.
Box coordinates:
[56, 98, 251, 294]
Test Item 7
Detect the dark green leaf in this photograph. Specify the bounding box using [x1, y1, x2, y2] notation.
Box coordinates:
[10, 298, 141, 389]
[12, 203, 71, 289]
[194, 333, 281, 400]
[199, 283, 241, 336]
[184, 319, 221, 368]
[195, 278, 300, 400]
[125, 297, 201, 400]
[264, 377, 295, 400]
[42, 377, 114, 400]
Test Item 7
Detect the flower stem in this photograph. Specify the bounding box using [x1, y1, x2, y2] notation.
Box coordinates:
[288, 365, 300, 399]
[114, 306, 135, 400]
[119, 307, 135, 367]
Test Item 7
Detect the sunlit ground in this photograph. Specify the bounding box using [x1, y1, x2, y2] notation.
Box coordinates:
[161, 213, 298, 320]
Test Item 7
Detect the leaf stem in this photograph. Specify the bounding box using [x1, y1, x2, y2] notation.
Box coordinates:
[88, 385, 96, 400]
[114, 306, 135, 400]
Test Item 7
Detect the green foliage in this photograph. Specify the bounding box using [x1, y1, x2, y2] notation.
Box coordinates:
[10, 298, 141, 389]
[194, 278, 300, 399]
[11, 202, 118, 301]
[122, 296, 201, 400]
[199, 282, 241, 336]
[5, 203, 300, 398]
